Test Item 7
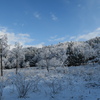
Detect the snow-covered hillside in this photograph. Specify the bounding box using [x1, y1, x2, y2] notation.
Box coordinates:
[0, 36, 100, 70]
[0, 35, 100, 100]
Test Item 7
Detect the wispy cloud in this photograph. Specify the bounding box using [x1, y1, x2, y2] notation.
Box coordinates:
[48, 35, 66, 42]
[0, 27, 34, 46]
[63, 0, 70, 4]
[70, 27, 100, 41]
[50, 13, 58, 21]
[13, 23, 25, 27]
[21, 24, 24, 27]
[50, 35, 57, 39]
[77, 4, 81, 7]
[13, 23, 17, 26]
[33, 12, 41, 19]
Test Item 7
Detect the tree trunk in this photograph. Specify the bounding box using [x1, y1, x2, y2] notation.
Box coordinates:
[16, 57, 19, 74]
[0, 48, 3, 76]
[46, 58, 49, 72]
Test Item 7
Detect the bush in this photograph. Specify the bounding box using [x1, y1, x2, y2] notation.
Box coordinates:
[12, 73, 34, 98]
[45, 77, 63, 98]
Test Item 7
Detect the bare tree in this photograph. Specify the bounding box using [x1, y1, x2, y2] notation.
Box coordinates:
[43, 48, 51, 72]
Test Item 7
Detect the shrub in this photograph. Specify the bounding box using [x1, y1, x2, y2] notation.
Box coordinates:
[12, 73, 34, 98]
[45, 77, 63, 98]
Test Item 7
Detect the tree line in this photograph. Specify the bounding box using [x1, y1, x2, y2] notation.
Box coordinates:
[0, 35, 100, 76]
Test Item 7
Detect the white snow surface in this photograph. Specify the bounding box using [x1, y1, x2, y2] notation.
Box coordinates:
[1, 64, 100, 100]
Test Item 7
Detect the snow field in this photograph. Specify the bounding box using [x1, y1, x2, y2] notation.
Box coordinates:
[0, 64, 100, 100]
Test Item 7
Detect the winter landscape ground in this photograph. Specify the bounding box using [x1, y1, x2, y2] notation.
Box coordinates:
[0, 0, 100, 99]
[0, 63, 99, 100]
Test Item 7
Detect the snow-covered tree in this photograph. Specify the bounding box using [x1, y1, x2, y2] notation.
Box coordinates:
[23, 47, 37, 67]
[12, 42, 25, 74]
[0, 35, 9, 76]
[65, 42, 96, 66]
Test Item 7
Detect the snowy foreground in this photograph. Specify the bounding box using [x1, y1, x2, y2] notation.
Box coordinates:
[1, 64, 100, 100]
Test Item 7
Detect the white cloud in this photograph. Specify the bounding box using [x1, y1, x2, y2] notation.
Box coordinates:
[0, 27, 34, 46]
[0, 27, 45, 49]
[49, 35, 66, 41]
[70, 27, 100, 41]
[96, 27, 100, 31]
[25, 42, 45, 48]
[51, 13, 58, 21]
[33, 12, 41, 19]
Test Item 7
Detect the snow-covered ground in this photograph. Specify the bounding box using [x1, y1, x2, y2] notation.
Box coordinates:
[1, 64, 100, 100]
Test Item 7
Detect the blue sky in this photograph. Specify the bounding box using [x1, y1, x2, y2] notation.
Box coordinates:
[0, 0, 100, 47]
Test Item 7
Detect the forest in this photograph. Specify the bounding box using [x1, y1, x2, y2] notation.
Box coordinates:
[0, 35, 100, 71]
